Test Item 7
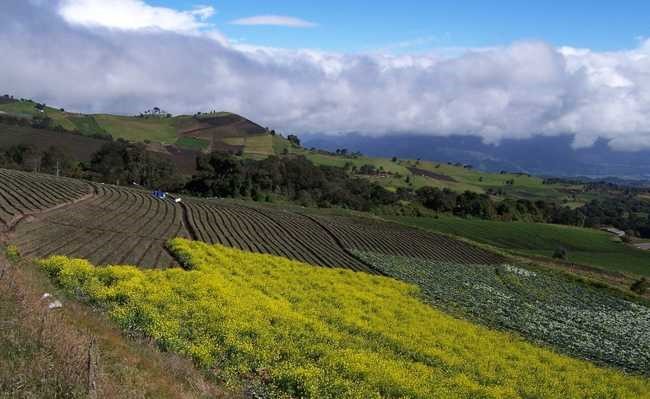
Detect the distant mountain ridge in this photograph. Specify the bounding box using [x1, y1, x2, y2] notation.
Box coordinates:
[303, 133, 650, 180]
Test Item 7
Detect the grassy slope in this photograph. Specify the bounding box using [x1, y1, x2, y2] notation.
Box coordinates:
[286, 147, 587, 202]
[0, 102, 76, 131]
[243, 134, 274, 157]
[175, 136, 210, 151]
[0, 250, 234, 398]
[93, 114, 180, 143]
[393, 215, 650, 276]
[396, 159, 587, 201]
[39, 239, 650, 399]
[68, 115, 107, 136]
[0, 101, 44, 117]
[0, 124, 107, 161]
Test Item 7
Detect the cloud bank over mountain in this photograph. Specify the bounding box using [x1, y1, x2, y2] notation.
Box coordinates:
[2, 0, 650, 150]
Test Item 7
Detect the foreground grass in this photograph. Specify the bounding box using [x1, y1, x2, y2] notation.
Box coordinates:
[39, 238, 650, 398]
[394, 215, 650, 276]
[0, 263, 86, 398]
[0, 248, 233, 399]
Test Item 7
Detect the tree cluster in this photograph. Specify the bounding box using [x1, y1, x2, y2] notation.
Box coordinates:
[186, 153, 397, 211]
[137, 107, 171, 119]
[570, 197, 650, 238]
[0, 144, 81, 177]
[414, 187, 564, 222]
[88, 140, 181, 190]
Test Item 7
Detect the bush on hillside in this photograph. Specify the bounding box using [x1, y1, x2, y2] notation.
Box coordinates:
[553, 246, 569, 260]
[631, 278, 648, 295]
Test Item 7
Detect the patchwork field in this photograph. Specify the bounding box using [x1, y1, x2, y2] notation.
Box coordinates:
[0, 99, 277, 156]
[310, 214, 505, 265]
[1, 169, 499, 272]
[394, 215, 650, 276]
[12, 184, 189, 268]
[285, 147, 591, 202]
[357, 252, 650, 373]
[93, 114, 180, 143]
[37, 240, 650, 398]
[2, 168, 650, 397]
[0, 169, 91, 227]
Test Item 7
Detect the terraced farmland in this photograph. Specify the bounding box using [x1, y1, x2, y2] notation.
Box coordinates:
[310, 214, 505, 265]
[0, 169, 91, 229]
[12, 184, 189, 268]
[1, 168, 507, 272]
[183, 200, 372, 272]
[394, 215, 650, 276]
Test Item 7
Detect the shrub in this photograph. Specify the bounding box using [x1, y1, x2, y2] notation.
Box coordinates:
[553, 246, 569, 260]
[631, 278, 649, 295]
[5, 245, 19, 262]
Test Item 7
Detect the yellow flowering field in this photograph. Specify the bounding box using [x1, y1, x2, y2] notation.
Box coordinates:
[39, 239, 650, 398]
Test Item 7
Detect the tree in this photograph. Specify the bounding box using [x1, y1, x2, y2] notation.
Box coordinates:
[89, 140, 176, 188]
[287, 134, 301, 147]
[416, 187, 456, 213]
[188, 152, 243, 197]
[359, 164, 377, 175]
[41, 146, 80, 177]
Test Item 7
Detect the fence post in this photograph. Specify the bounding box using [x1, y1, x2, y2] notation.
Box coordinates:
[38, 312, 48, 344]
[87, 336, 98, 399]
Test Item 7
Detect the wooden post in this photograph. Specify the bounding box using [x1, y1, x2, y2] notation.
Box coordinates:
[87, 337, 98, 399]
[38, 312, 48, 344]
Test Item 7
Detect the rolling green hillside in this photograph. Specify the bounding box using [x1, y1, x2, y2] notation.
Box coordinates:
[393, 215, 650, 276]
[0, 124, 107, 161]
[93, 114, 180, 143]
[0, 99, 274, 156]
[0, 97, 620, 206]
[284, 145, 591, 204]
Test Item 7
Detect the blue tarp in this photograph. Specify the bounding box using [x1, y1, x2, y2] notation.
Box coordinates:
[152, 190, 167, 199]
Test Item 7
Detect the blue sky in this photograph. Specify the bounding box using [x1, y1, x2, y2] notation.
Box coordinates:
[5, 0, 650, 150]
[149, 0, 649, 52]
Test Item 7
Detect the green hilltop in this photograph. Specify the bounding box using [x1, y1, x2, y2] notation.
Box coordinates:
[0, 97, 276, 158]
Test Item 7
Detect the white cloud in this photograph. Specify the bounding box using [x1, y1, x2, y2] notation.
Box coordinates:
[3, 0, 650, 151]
[58, 0, 216, 33]
[230, 15, 317, 28]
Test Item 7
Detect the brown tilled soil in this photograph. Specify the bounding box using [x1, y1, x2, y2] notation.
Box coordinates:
[407, 167, 458, 182]
[0, 124, 106, 162]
